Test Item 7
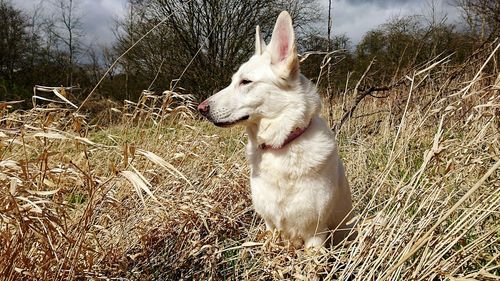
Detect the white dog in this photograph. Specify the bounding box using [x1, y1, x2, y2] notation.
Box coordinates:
[198, 11, 353, 247]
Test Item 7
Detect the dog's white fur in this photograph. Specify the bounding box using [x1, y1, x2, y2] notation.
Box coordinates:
[199, 11, 353, 247]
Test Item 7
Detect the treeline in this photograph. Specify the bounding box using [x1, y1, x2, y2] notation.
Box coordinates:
[0, 0, 498, 109]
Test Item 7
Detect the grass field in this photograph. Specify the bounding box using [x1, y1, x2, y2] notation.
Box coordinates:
[1, 45, 499, 280]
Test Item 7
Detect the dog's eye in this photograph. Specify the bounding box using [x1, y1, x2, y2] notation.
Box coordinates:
[240, 79, 252, 86]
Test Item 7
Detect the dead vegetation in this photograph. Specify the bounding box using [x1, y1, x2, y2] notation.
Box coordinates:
[0, 42, 499, 280]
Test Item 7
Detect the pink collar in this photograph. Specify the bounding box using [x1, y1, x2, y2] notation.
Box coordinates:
[259, 121, 311, 150]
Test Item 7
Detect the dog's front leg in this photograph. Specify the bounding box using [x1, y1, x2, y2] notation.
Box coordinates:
[264, 219, 275, 231]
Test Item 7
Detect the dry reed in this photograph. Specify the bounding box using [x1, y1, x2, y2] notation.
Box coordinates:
[0, 43, 498, 280]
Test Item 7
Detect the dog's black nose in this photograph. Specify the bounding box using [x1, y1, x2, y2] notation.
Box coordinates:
[198, 99, 210, 115]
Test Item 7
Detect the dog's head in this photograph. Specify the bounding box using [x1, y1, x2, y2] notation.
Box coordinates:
[198, 11, 320, 132]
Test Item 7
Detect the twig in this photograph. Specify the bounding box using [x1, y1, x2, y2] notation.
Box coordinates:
[351, 109, 388, 119]
[147, 58, 166, 91]
[333, 57, 407, 132]
[333, 53, 449, 133]
[333, 85, 389, 132]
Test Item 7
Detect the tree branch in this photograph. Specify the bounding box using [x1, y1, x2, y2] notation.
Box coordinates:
[333, 64, 407, 132]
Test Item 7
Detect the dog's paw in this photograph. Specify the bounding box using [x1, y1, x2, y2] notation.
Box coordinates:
[304, 235, 325, 248]
[256, 118, 289, 148]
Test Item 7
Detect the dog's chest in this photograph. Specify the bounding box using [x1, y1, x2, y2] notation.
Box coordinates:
[250, 174, 301, 228]
[248, 152, 319, 228]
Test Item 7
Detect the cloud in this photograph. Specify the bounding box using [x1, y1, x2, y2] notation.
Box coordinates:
[13, 0, 128, 47]
[321, 0, 463, 45]
[12, 0, 463, 51]
[347, 0, 413, 8]
[80, 0, 128, 47]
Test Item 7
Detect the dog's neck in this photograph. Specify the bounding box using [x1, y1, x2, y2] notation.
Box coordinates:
[258, 122, 310, 150]
[245, 76, 320, 150]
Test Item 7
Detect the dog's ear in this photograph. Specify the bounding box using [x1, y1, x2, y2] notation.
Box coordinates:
[268, 11, 299, 78]
[255, 25, 266, 55]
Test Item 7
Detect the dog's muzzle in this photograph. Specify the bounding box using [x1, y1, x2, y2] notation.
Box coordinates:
[198, 99, 249, 127]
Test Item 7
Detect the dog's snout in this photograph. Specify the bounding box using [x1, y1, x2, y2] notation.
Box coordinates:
[198, 99, 210, 115]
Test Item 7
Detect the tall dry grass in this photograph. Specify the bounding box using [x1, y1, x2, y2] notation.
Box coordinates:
[0, 42, 499, 280]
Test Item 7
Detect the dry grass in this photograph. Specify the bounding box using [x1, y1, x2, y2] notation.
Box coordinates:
[1, 44, 499, 280]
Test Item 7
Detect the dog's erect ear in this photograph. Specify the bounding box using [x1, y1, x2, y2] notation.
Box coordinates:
[255, 25, 266, 55]
[268, 11, 299, 78]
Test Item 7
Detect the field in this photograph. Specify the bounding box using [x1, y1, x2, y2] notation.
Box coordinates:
[1, 44, 499, 280]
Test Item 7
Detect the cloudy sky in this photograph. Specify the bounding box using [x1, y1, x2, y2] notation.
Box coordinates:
[330, 0, 462, 43]
[13, 0, 463, 48]
[13, 0, 128, 48]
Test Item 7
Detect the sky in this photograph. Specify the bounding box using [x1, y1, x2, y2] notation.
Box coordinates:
[13, 0, 128, 48]
[12, 0, 463, 48]
[329, 0, 463, 44]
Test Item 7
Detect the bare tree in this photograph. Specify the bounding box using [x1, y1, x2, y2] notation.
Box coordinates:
[0, 0, 28, 86]
[113, 0, 320, 99]
[25, 0, 45, 71]
[455, 0, 500, 40]
[51, 0, 84, 86]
